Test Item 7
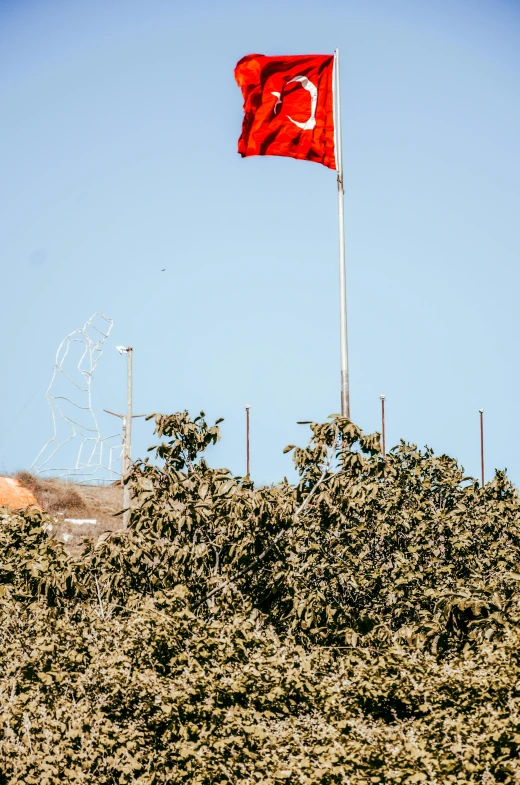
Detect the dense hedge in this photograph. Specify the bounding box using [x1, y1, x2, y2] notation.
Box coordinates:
[1, 413, 520, 783]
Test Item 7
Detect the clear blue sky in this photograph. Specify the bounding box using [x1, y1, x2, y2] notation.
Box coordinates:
[1, 0, 519, 485]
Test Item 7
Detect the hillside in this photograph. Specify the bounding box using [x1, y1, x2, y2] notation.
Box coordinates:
[0, 476, 40, 510]
[1, 411, 520, 784]
[13, 473, 124, 552]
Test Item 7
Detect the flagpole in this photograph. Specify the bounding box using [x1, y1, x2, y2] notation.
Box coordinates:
[334, 48, 350, 418]
[479, 408, 485, 487]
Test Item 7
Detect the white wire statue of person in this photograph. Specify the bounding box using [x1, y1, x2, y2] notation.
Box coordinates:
[32, 312, 120, 478]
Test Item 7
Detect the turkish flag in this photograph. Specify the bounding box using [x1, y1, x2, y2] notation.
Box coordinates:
[235, 53, 336, 170]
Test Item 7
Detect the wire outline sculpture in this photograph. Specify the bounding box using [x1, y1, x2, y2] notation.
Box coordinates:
[31, 312, 123, 482]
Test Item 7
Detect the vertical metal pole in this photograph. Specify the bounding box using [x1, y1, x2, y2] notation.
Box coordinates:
[479, 408, 484, 487]
[380, 395, 386, 459]
[121, 417, 127, 470]
[334, 48, 350, 419]
[123, 347, 133, 528]
[245, 405, 250, 476]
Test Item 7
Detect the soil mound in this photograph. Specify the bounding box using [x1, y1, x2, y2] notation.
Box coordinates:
[0, 476, 40, 510]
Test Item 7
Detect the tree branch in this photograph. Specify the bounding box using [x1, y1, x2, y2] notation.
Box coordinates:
[94, 574, 105, 619]
[193, 454, 334, 610]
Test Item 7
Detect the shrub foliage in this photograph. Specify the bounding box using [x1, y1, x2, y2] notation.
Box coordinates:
[1, 412, 520, 783]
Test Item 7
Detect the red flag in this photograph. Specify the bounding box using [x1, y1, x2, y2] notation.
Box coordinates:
[235, 53, 336, 170]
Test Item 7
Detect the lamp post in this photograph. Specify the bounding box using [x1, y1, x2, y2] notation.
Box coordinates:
[105, 346, 144, 529]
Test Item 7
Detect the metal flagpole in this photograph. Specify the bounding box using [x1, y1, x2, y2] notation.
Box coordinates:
[334, 48, 350, 418]
[479, 408, 485, 487]
[380, 395, 386, 459]
[245, 404, 250, 476]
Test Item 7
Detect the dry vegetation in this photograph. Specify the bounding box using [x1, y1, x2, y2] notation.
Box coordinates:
[14, 472, 124, 552]
[3, 412, 520, 782]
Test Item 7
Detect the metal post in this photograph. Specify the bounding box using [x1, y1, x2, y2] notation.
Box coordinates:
[479, 408, 484, 488]
[245, 405, 250, 476]
[104, 346, 145, 531]
[380, 395, 386, 459]
[123, 347, 133, 528]
[334, 48, 350, 419]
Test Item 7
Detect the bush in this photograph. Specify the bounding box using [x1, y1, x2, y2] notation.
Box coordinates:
[1, 412, 520, 783]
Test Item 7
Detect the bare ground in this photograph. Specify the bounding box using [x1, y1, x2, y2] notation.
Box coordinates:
[14, 472, 124, 554]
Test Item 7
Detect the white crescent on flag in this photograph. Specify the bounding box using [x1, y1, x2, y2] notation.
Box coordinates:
[271, 75, 318, 131]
